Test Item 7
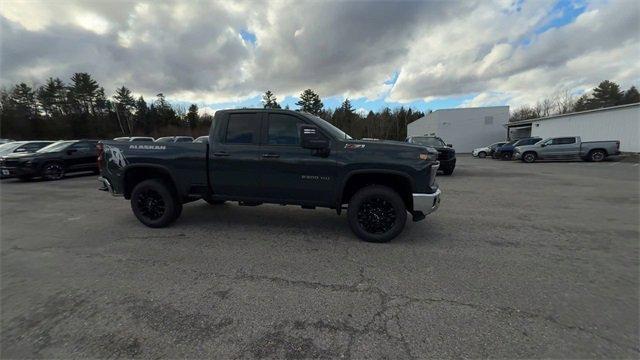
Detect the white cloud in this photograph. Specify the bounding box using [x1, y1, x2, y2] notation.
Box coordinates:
[0, 0, 638, 110]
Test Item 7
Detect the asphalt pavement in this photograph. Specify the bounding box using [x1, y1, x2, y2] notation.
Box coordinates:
[1, 155, 638, 358]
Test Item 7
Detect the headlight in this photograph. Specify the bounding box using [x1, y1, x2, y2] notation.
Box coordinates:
[419, 153, 430, 160]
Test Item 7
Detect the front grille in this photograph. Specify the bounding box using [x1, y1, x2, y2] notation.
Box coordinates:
[437, 151, 450, 160]
[3, 160, 21, 167]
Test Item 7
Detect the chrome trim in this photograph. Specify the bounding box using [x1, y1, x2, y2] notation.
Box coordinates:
[412, 188, 441, 216]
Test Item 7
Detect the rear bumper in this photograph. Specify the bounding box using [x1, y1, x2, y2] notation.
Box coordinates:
[98, 176, 121, 196]
[412, 188, 441, 220]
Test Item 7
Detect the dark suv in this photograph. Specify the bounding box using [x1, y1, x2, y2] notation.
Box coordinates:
[494, 137, 542, 160]
[0, 140, 99, 181]
[405, 136, 456, 175]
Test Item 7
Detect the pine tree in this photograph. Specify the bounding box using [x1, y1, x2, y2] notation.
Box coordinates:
[296, 89, 323, 115]
[113, 86, 136, 134]
[588, 80, 623, 108]
[262, 90, 281, 109]
[187, 104, 199, 129]
[69, 72, 100, 114]
[621, 86, 640, 105]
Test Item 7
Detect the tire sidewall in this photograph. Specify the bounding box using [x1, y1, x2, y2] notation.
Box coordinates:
[478, 152, 486, 158]
[131, 179, 180, 228]
[347, 185, 407, 243]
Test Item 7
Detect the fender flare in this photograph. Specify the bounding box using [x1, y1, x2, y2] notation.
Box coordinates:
[335, 169, 415, 212]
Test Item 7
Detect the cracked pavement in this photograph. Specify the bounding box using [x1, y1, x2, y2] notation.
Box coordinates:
[1, 155, 638, 358]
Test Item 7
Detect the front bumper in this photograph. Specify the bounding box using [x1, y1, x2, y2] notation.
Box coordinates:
[1, 166, 35, 178]
[514, 152, 522, 159]
[412, 188, 441, 220]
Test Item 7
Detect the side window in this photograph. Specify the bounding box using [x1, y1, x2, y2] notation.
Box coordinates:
[225, 113, 259, 144]
[70, 142, 92, 152]
[268, 114, 301, 145]
[558, 137, 576, 144]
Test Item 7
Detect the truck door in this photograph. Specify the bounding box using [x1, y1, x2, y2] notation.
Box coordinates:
[208, 112, 263, 198]
[546, 137, 579, 159]
[258, 112, 336, 205]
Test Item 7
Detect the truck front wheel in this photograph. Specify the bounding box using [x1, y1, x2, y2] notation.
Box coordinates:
[347, 185, 407, 243]
[131, 179, 182, 228]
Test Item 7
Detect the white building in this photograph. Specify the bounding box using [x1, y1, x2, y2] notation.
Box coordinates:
[507, 103, 640, 152]
[407, 106, 509, 153]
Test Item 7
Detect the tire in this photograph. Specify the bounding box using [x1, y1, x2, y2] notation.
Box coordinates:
[130, 179, 181, 228]
[522, 152, 537, 163]
[347, 185, 407, 243]
[202, 193, 226, 205]
[41, 162, 65, 181]
[589, 149, 606, 162]
[501, 152, 513, 161]
[478, 152, 486, 158]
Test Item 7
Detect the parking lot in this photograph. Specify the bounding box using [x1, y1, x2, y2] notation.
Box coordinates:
[1, 155, 638, 358]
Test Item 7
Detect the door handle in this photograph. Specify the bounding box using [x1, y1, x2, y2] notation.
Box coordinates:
[262, 153, 280, 158]
[213, 151, 229, 157]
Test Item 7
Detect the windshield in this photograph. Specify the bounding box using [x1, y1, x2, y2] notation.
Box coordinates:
[303, 114, 353, 140]
[0, 142, 27, 156]
[36, 141, 74, 153]
[411, 137, 445, 147]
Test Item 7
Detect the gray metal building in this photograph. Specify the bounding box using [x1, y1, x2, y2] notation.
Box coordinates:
[407, 106, 509, 153]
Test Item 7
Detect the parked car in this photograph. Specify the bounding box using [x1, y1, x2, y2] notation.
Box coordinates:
[405, 136, 456, 175]
[0, 138, 14, 145]
[98, 109, 441, 242]
[114, 137, 131, 141]
[494, 137, 542, 160]
[0, 140, 99, 181]
[0, 141, 54, 157]
[0, 141, 55, 178]
[129, 137, 155, 142]
[472, 142, 507, 158]
[515, 136, 620, 163]
[155, 136, 194, 143]
[193, 136, 208, 143]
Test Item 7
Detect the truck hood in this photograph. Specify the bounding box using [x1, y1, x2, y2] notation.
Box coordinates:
[353, 139, 438, 155]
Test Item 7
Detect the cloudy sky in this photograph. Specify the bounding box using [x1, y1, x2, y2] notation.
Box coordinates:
[1, 0, 638, 114]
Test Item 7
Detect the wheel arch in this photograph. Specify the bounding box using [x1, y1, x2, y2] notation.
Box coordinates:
[337, 170, 414, 213]
[123, 164, 180, 200]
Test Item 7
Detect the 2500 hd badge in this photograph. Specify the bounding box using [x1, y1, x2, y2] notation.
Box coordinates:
[98, 109, 441, 242]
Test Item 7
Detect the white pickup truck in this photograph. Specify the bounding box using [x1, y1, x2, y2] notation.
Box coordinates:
[514, 136, 620, 163]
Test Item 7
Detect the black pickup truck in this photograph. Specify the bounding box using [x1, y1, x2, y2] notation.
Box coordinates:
[98, 109, 441, 242]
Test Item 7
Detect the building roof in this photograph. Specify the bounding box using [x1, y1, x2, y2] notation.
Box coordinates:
[507, 102, 639, 128]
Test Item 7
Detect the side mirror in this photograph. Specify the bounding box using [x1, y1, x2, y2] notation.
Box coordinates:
[447, 144, 453, 148]
[299, 125, 329, 150]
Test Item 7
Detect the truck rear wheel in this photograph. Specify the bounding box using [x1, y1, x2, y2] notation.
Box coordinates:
[347, 185, 407, 243]
[589, 149, 606, 162]
[131, 179, 181, 228]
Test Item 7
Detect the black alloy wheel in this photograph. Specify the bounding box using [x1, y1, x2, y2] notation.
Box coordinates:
[357, 197, 397, 235]
[42, 162, 65, 180]
[136, 189, 166, 221]
[348, 185, 407, 243]
[130, 179, 182, 227]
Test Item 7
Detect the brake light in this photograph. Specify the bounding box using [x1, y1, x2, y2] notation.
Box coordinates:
[96, 143, 104, 171]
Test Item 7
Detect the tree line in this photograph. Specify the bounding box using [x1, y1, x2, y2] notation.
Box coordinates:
[0, 73, 424, 141]
[510, 80, 639, 122]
